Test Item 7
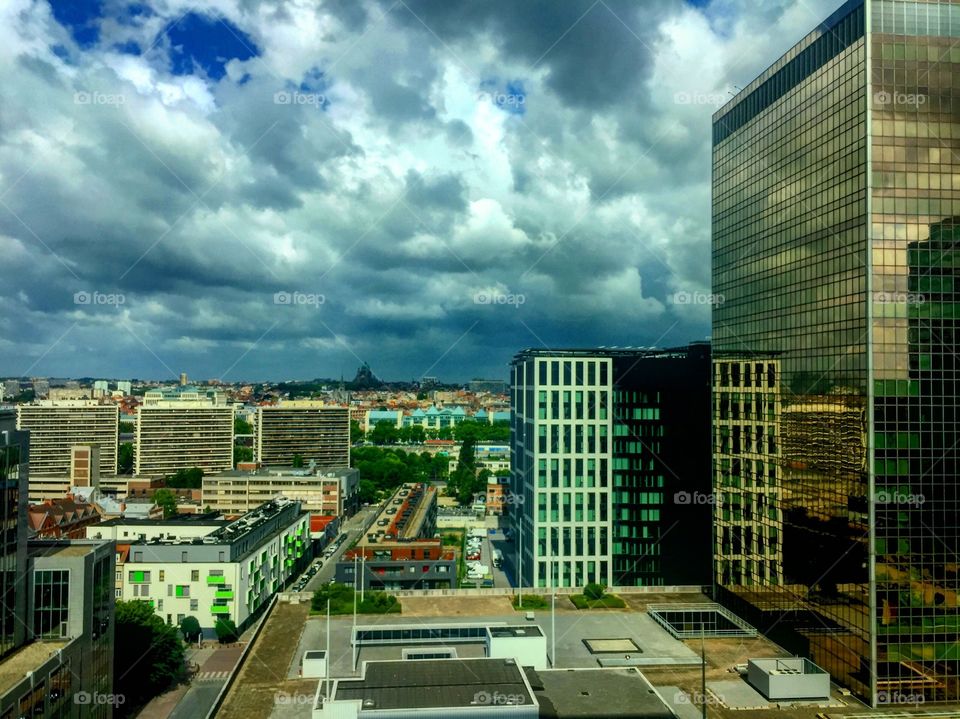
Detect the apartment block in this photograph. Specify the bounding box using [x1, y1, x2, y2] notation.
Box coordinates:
[109, 499, 308, 633]
[135, 400, 234, 476]
[256, 403, 350, 467]
[17, 401, 118, 477]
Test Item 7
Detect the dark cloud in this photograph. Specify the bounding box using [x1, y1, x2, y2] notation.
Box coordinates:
[0, 0, 803, 380]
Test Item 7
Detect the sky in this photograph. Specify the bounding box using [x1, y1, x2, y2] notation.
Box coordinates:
[0, 0, 843, 383]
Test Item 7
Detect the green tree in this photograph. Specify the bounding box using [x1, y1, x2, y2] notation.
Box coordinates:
[214, 618, 240, 643]
[358, 479, 378, 503]
[153, 489, 178, 519]
[234, 445, 253, 465]
[119, 421, 135, 434]
[350, 419, 364, 444]
[311, 582, 355, 612]
[234, 417, 253, 435]
[583, 583, 606, 601]
[457, 436, 477, 474]
[166, 467, 203, 489]
[114, 600, 185, 708]
[292, 454, 304, 468]
[180, 616, 201, 643]
[118, 442, 134, 474]
[369, 422, 399, 445]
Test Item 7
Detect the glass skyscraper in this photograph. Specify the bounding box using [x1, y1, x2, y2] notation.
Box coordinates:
[713, 0, 960, 704]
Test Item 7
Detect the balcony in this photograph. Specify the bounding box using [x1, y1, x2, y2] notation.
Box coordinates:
[215, 590, 234, 599]
[207, 575, 226, 585]
[210, 605, 230, 614]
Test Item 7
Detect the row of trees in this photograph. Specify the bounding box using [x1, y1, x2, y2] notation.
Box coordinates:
[363, 419, 509, 446]
[351, 446, 449, 503]
[444, 436, 491, 504]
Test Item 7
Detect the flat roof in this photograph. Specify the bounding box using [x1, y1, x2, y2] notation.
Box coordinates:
[527, 668, 675, 719]
[0, 640, 70, 696]
[28, 542, 103, 558]
[512, 344, 708, 362]
[98, 516, 226, 527]
[488, 626, 544, 638]
[333, 658, 535, 711]
[360, 483, 435, 546]
[213, 466, 355, 478]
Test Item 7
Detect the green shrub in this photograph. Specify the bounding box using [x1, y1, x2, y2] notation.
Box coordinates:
[583, 582, 606, 600]
[569, 594, 626, 610]
[511, 594, 550, 610]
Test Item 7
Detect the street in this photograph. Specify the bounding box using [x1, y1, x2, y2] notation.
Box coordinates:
[303, 504, 379, 591]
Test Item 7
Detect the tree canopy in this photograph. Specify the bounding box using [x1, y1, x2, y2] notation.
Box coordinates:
[114, 600, 185, 710]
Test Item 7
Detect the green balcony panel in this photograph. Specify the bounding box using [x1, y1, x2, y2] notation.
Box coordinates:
[207, 575, 226, 585]
[210, 605, 230, 614]
[215, 590, 234, 599]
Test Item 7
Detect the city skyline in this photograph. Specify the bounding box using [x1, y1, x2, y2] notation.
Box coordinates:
[0, 0, 846, 381]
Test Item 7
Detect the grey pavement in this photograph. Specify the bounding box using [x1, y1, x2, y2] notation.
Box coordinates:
[167, 682, 224, 719]
[288, 608, 700, 680]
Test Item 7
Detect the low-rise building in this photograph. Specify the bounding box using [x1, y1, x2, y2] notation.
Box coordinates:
[0, 539, 116, 719]
[109, 499, 309, 634]
[313, 658, 538, 719]
[27, 497, 102, 539]
[204, 466, 358, 521]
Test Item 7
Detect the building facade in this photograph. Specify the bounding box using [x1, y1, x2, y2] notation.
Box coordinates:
[110, 499, 308, 633]
[713, 0, 960, 704]
[135, 400, 234, 476]
[16, 402, 118, 477]
[256, 403, 350, 467]
[0, 411, 28, 659]
[510, 347, 712, 589]
[203, 466, 359, 520]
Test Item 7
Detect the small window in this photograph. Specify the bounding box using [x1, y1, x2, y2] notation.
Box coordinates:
[191, 570, 199, 581]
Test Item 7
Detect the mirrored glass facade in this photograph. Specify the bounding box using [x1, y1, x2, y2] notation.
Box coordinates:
[713, 0, 960, 705]
[0, 413, 27, 659]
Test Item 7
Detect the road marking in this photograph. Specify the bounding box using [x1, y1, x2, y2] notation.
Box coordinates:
[194, 671, 230, 681]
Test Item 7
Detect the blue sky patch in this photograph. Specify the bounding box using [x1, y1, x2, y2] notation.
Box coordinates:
[162, 12, 259, 81]
[48, 0, 104, 48]
[479, 78, 527, 116]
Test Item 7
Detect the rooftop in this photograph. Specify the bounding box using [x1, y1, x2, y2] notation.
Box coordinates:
[528, 668, 675, 719]
[213, 466, 355, 479]
[28, 539, 107, 558]
[330, 658, 535, 711]
[488, 626, 544, 639]
[512, 343, 709, 362]
[0, 640, 71, 696]
[359, 483, 435, 546]
[97, 515, 226, 527]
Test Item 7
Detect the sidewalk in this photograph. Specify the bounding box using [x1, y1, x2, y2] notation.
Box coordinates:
[136, 642, 246, 719]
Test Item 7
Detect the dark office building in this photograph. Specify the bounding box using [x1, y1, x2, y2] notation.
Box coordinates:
[712, 0, 960, 705]
[0, 410, 27, 659]
[510, 344, 711, 589]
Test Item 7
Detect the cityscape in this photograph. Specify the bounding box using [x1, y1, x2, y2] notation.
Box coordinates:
[1, 0, 958, 718]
